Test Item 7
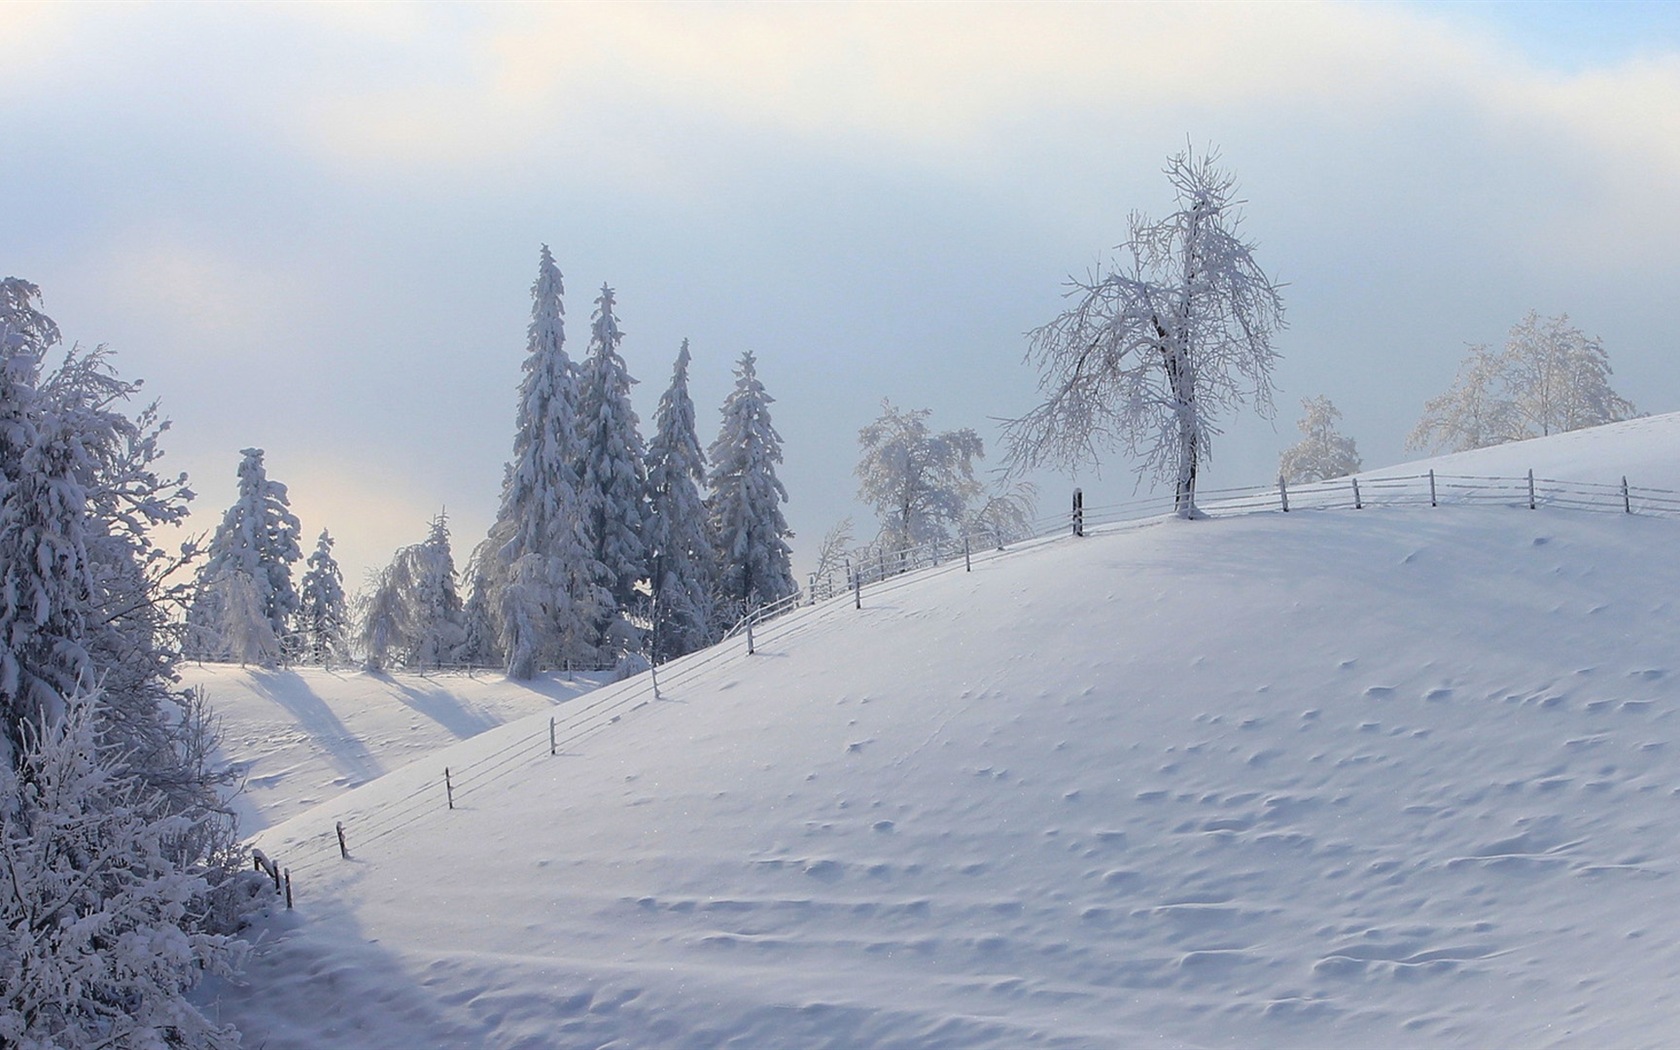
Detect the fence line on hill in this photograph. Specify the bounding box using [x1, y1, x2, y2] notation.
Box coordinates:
[256, 467, 1680, 892]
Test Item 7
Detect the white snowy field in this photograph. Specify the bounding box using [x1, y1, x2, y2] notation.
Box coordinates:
[185, 663, 604, 832]
[197, 416, 1680, 1048]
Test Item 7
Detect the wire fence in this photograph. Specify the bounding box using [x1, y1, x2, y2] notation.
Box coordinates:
[254, 467, 1680, 893]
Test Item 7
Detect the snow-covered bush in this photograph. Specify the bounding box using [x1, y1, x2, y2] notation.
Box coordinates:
[0, 695, 243, 1050]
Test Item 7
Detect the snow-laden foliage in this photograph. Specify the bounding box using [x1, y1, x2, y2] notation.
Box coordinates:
[577, 285, 649, 624]
[471, 247, 612, 678]
[296, 529, 349, 666]
[707, 350, 796, 615]
[644, 340, 716, 662]
[1410, 313, 1635, 453]
[856, 400, 984, 551]
[1004, 147, 1285, 517]
[1278, 395, 1361, 483]
[359, 513, 467, 673]
[0, 279, 247, 1046]
[185, 448, 302, 664]
[0, 696, 243, 1050]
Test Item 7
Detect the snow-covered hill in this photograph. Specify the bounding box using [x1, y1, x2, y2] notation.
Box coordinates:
[187, 664, 605, 832]
[198, 419, 1680, 1048]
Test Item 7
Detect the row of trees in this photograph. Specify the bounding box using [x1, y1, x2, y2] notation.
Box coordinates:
[0, 279, 251, 1047]
[183, 248, 798, 676]
[468, 252, 796, 675]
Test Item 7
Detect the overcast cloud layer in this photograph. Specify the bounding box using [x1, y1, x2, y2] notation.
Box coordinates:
[5, 1, 1679, 588]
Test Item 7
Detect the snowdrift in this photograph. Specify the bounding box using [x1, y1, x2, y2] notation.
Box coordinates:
[201, 420, 1680, 1048]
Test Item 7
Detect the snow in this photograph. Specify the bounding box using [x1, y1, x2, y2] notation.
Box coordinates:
[187, 664, 605, 833]
[199, 416, 1680, 1047]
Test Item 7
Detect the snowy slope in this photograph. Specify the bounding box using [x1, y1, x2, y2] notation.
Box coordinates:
[1372, 409, 1680, 490]
[198, 423, 1680, 1048]
[187, 664, 604, 831]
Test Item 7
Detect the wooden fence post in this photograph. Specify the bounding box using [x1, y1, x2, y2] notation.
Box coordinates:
[1429, 469, 1437, 507]
[1072, 488, 1085, 537]
[964, 534, 972, 572]
[283, 869, 293, 910]
[1527, 469, 1536, 510]
[445, 767, 454, 810]
[550, 716, 557, 756]
[1623, 476, 1631, 514]
[1277, 475, 1289, 513]
[746, 617, 755, 656]
[851, 561, 861, 609]
[1352, 477, 1362, 510]
[336, 821, 348, 860]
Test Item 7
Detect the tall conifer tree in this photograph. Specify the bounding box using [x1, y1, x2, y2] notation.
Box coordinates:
[577, 284, 648, 623]
[645, 340, 715, 660]
[184, 448, 301, 664]
[471, 246, 610, 678]
[707, 350, 796, 614]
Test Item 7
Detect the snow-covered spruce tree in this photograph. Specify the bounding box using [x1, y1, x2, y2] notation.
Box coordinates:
[707, 350, 796, 618]
[0, 694, 244, 1049]
[296, 529, 349, 666]
[469, 246, 612, 678]
[358, 513, 466, 673]
[856, 400, 984, 552]
[1407, 313, 1634, 454]
[1278, 395, 1361, 484]
[185, 448, 302, 664]
[644, 340, 716, 662]
[1004, 146, 1285, 517]
[577, 284, 648, 648]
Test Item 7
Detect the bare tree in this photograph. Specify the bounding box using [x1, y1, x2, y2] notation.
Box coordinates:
[1278, 396, 1361, 483]
[1004, 146, 1285, 517]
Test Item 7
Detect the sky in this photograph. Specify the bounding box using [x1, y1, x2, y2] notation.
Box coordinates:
[5, 0, 1680, 591]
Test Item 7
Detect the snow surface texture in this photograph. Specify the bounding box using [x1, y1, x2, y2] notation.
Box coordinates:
[189, 664, 599, 833]
[202, 415, 1680, 1047]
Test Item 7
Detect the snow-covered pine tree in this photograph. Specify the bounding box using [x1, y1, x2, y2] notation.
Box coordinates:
[577, 284, 648, 637]
[185, 448, 302, 664]
[1278, 396, 1361, 483]
[470, 246, 611, 677]
[707, 350, 796, 618]
[296, 529, 349, 666]
[645, 340, 716, 661]
[410, 511, 466, 669]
